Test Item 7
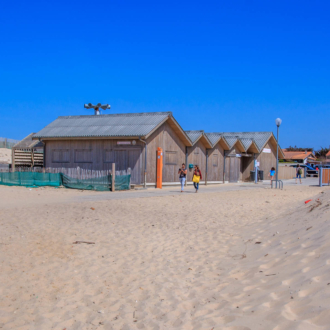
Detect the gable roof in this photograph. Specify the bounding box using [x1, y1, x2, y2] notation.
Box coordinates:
[185, 130, 204, 145]
[34, 112, 192, 146]
[205, 131, 284, 158]
[283, 150, 316, 160]
[14, 133, 44, 149]
[326, 150, 330, 157]
[219, 132, 273, 152]
[185, 130, 212, 148]
[205, 133, 230, 149]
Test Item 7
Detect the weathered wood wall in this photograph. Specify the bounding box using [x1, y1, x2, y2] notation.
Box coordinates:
[187, 140, 207, 181]
[207, 143, 224, 182]
[44, 139, 144, 184]
[322, 169, 330, 185]
[225, 146, 242, 182]
[278, 166, 296, 180]
[146, 122, 186, 183]
[241, 141, 278, 181]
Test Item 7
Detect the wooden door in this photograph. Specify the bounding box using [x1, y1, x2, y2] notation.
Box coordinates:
[128, 149, 141, 184]
[229, 157, 240, 182]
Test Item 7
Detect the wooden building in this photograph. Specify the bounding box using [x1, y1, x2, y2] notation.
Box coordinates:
[34, 111, 285, 186]
[205, 133, 229, 183]
[218, 132, 285, 182]
[34, 112, 192, 185]
[12, 133, 44, 170]
[184, 131, 212, 183]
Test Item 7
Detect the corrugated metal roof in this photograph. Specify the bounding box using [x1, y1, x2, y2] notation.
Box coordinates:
[14, 133, 44, 148]
[205, 133, 221, 146]
[185, 130, 204, 145]
[222, 136, 238, 149]
[34, 112, 171, 138]
[219, 132, 272, 151]
[239, 138, 253, 150]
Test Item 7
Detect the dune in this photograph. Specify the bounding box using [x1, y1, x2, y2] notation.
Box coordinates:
[0, 184, 329, 329]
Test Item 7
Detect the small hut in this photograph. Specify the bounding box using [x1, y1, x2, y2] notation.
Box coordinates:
[12, 133, 44, 170]
[34, 112, 192, 186]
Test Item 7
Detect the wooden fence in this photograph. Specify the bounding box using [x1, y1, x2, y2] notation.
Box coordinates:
[278, 166, 296, 180]
[0, 166, 131, 179]
[322, 169, 330, 185]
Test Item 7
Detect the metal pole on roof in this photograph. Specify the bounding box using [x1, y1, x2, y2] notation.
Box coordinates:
[275, 118, 282, 189]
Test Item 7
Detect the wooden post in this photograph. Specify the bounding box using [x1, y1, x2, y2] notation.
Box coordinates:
[12, 147, 15, 172]
[112, 163, 115, 191]
[185, 146, 188, 187]
[205, 149, 209, 185]
[31, 148, 34, 168]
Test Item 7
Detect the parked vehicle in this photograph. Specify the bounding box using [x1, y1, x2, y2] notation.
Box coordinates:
[290, 163, 318, 177]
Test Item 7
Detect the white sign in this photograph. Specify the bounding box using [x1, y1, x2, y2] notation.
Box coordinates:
[117, 141, 131, 145]
[263, 148, 271, 153]
[254, 160, 260, 167]
[256, 161, 260, 167]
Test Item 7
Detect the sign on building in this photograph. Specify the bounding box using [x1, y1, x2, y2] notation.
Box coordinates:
[117, 141, 131, 145]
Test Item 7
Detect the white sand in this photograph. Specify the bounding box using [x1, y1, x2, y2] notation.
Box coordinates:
[0, 184, 330, 329]
[0, 148, 11, 164]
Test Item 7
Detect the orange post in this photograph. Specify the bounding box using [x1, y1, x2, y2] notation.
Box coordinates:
[156, 147, 163, 188]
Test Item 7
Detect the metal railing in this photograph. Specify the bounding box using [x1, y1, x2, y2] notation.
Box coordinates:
[271, 179, 283, 189]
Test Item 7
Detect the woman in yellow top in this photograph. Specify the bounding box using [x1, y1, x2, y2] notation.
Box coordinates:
[192, 165, 202, 193]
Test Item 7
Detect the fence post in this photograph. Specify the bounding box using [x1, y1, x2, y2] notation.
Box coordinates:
[319, 167, 322, 187]
[12, 148, 15, 172]
[112, 163, 115, 192]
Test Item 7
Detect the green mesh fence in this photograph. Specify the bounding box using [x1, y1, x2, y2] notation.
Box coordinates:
[0, 172, 130, 191]
[62, 174, 131, 191]
[62, 174, 111, 191]
[0, 172, 62, 187]
[115, 174, 131, 191]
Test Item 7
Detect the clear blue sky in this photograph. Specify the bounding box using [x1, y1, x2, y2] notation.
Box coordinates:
[1, 0, 329, 149]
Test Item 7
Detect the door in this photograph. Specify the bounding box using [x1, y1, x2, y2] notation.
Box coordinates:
[128, 149, 141, 184]
[229, 157, 240, 182]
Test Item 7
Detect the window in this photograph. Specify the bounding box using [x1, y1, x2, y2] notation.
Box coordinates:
[52, 149, 70, 163]
[74, 149, 92, 163]
[213, 154, 219, 167]
[165, 151, 178, 165]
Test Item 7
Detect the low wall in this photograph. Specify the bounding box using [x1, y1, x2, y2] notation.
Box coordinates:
[278, 166, 296, 180]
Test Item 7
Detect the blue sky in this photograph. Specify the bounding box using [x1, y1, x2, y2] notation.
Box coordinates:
[1, 0, 329, 149]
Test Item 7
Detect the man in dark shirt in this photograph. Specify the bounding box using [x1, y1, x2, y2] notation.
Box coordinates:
[178, 163, 187, 192]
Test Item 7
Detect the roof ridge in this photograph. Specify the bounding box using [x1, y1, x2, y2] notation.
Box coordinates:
[57, 111, 172, 119]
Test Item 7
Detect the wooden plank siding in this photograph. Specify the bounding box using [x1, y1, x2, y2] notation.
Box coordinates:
[225, 146, 242, 182]
[207, 144, 224, 182]
[44, 139, 144, 184]
[187, 140, 207, 181]
[241, 140, 278, 181]
[145, 121, 186, 184]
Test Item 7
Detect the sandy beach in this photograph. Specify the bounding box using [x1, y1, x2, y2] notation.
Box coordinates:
[0, 182, 330, 330]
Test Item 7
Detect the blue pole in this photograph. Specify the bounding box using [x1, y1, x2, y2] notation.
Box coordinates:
[319, 166, 322, 187]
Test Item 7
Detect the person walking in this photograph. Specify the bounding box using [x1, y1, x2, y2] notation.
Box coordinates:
[178, 163, 187, 192]
[296, 164, 303, 184]
[268, 167, 275, 185]
[192, 165, 202, 193]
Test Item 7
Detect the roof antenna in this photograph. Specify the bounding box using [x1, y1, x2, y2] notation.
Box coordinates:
[84, 103, 111, 115]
